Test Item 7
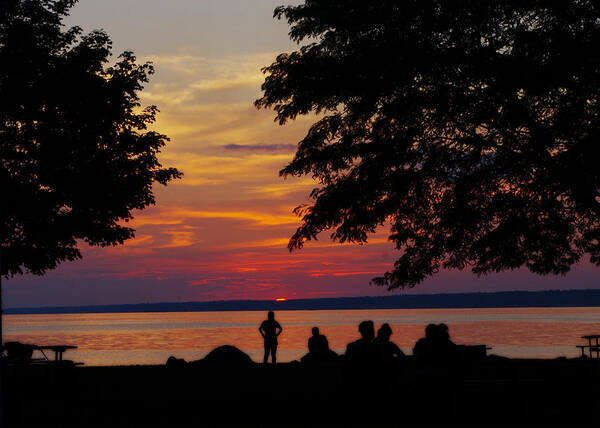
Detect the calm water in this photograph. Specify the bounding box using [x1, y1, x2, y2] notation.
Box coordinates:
[4, 307, 600, 366]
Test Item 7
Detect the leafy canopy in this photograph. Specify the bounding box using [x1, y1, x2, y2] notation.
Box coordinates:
[256, 0, 600, 289]
[0, 0, 181, 277]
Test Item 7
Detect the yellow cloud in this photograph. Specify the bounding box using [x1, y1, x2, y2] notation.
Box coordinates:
[127, 217, 184, 227]
[140, 52, 279, 108]
[247, 178, 316, 197]
[122, 234, 154, 247]
[159, 152, 297, 186]
[156, 229, 203, 249]
[190, 74, 263, 92]
[220, 237, 291, 250]
[166, 208, 298, 226]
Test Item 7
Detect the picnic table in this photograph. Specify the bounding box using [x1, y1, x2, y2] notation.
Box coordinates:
[3, 342, 82, 365]
[35, 345, 78, 362]
[577, 335, 600, 358]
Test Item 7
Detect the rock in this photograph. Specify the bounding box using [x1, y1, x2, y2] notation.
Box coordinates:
[166, 356, 187, 367]
[202, 345, 254, 366]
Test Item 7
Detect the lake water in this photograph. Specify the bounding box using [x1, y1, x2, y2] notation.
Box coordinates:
[4, 307, 600, 366]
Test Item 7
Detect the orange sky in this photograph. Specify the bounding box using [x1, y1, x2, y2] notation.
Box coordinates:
[4, 0, 599, 308]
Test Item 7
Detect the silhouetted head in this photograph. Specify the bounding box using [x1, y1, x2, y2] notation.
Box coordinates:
[268, 311, 275, 320]
[377, 323, 392, 341]
[312, 327, 320, 336]
[438, 323, 450, 340]
[358, 320, 375, 340]
[425, 323, 437, 339]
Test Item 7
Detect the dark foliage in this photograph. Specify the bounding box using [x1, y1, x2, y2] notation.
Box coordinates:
[0, 0, 181, 277]
[256, 0, 600, 289]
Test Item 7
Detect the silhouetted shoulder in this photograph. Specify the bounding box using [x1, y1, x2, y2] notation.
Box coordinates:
[345, 338, 375, 363]
[412, 337, 429, 359]
[387, 341, 404, 358]
[345, 339, 358, 355]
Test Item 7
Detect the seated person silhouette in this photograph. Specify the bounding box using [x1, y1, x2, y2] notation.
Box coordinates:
[373, 323, 405, 363]
[412, 323, 457, 363]
[259, 311, 282, 364]
[301, 326, 337, 363]
[413, 323, 436, 361]
[345, 320, 376, 363]
[308, 327, 329, 355]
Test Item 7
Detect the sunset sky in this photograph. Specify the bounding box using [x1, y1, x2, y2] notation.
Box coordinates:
[5, 0, 599, 308]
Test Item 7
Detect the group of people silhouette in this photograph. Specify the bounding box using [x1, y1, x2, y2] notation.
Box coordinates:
[344, 320, 405, 364]
[259, 311, 456, 364]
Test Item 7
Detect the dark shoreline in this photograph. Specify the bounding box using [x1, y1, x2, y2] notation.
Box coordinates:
[3, 356, 599, 427]
[6, 289, 600, 315]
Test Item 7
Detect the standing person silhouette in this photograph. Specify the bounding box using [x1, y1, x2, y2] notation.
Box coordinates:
[259, 311, 282, 364]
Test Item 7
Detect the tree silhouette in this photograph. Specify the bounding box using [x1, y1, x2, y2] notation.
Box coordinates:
[0, 0, 181, 340]
[256, 1, 600, 289]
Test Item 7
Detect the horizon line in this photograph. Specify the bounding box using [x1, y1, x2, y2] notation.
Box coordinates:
[5, 288, 600, 314]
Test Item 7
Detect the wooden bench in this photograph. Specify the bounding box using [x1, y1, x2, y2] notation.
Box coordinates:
[577, 335, 600, 358]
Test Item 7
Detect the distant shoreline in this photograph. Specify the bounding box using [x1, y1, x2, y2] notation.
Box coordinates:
[5, 289, 600, 315]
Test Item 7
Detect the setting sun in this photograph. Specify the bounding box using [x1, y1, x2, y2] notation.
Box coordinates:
[275, 298, 287, 302]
